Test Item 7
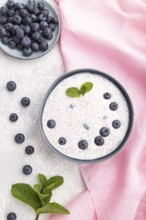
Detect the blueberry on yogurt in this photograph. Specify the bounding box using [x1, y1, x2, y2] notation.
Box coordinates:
[100, 127, 110, 137]
[109, 102, 118, 111]
[78, 140, 88, 150]
[58, 137, 66, 145]
[94, 136, 104, 146]
[103, 92, 111, 99]
[47, 119, 56, 128]
[112, 120, 121, 129]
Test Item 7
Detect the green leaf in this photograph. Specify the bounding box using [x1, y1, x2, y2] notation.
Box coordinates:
[45, 176, 64, 192]
[43, 183, 56, 194]
[36, 202, 70, 215]
[66, 87, 81, 98]
[34, 183, 52, 204]
[11, 183, 42, 211]
[34, 184, 41, 192]
[38, 173, 47, 188]
[80, 82, 93, 96]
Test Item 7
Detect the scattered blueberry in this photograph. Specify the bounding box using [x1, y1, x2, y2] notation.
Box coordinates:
[112, 120, 121, 129]
[83, 123, 89, 130]
[23, 165, 32, 175]
[78, 140, 88, 150]
[58, 137, 66, 145]
[103, 92, 111, 99]
[15, 133, 25, 144]
[94, 136, 104, 146]
[40, 40, 48, 51]
[21, 97, 30, 106]
[100, 127, 110, 137]
[47, 119, 56, 128]
[9, 113, 18, 122]
[7, 212, 17, 220]
[6, 81, 16, 91]
[25, 145, 34, 155]
[109, 102, 118, 111]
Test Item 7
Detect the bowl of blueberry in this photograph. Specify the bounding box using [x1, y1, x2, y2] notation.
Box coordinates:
[0, 0, 60, 59]
[40, 69, 134, 163]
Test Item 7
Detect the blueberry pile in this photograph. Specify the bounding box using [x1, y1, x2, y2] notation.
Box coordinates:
[0, 0, 58, 57]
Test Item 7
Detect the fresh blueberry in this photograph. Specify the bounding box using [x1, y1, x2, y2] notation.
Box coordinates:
[58, 137, 66, 145]
[0, 16, 8, 24]
[1, 37, 9, 45]
[37, 2, 44, 10]
[109, 102, 118, 111]
[100, 127, 110, 137]
[47, 119, 56, 128]
[21, 97, 30, 106]
[30, 14, 37, 22]
[14, 2, 24, 10]
[16, 28, 24, 39]
[49, 23, 56, 31]
[112, 120, 121, 129]
[21, 36, 31, 48]
[11, 25, 19, 35]
[32, 7, 40, 15]
[46, 32, 53, 40]
[37, 36, 44, 44]
[32, 31, 41, 41]
[103, 92, 111, 99]
[0, 7, 8, 16]
[23, 25, 31, 34]
[9, 113, 18, 122]
[25, 0, 35, 12]
[25, 145, 34, 155]
[7, 212, 17, 220]
[22, 16, 32, 25]
[8, 40, 16, 49]
[47, 16, 53, 24]
[6, 0, 14, 9]
[41, 9, 49, 17]
[19, 9, 28, 18]
[23, 165, 32, 175]
[5, 23, 13, 31]
[7, 16, 13, 23]
[40, 21, 48, 30]
[0, 27, 7, 37]
[43, 27, 51, 36]
[15, 133, 25, 144]
[13, 36, 20, 44]
[13, 15, 22, 25]
[17, 43, 23, 50]
[51, 17, 58, 24]
[40, 40, 48, 51]
[78, 140, 88, 150]
[31, 42, 39, 51]
[6, 81, 16, 91]
[23, 47, 33, 57]
[94, 136, 104, 146]
[38, 14, 46, 21]
[83, 123, 89, 130]
[31, 22, 40, 32]
[7, 9, 15, 17]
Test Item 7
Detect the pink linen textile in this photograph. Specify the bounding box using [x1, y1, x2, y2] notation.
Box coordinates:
[51, 0, 146, 220]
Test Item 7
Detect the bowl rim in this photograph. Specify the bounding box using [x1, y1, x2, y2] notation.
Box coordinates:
[39, 68, 134, 163]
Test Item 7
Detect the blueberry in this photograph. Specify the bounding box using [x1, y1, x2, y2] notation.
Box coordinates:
[41, 9, 49, 17]
[23, 165, 32, 175]
[38, 14, 46, 21]
[37, 2, 44, 10]
[8, 40, 16, 49]
[7, 16, 13, 23]
[40, 21, 48, 30]
[22, 16, 32, 25]
[46, 32, 53, 40]
[103, 92, 111, 99]
[37, 36, 44, 44]
[17, 43, 23, 50]
[32, 31, 41, 41]
[50, 23, 56, 31]
[47, 16, 53, 24]
[94, 136, 104, 146]
[7, 212, 17, 220]
[21, 36, 31, 48]
[25, 145, 34, 155]
[31, 23, 40, 32]
[47, 119, 56, 128]
[23, 25, 31, 34]
[5, 23, 13, 31]
[0, 16, 7, 25]
[31, 42, 39, 51]
[78, 140, 88, 150]
[8, 9, 15, 17]
[30, 14, 37, 22]
[21, 97, 30, 106]
[0, 27, 7, 37]
[13, 15, 22, 25]
[14, 3, 24, 10]
[15, 133, 25, 144]
[1, 37, 9, 45]
[58, 137, 66, 145]
[112, 120, 121, 129]
[9, 113, 18, 122]
[11, 25, 19, 35]
[23, 47, 33, 57]
[19, 9, 28, 18]
[51, 17, 58, 24]
[43, 27, 51, 36]
[40, 41, 48, 51]
[0, 7, 8, 16]
[26, 0, 35, 12]
[6, 0, 14, 9]
[32, 7, 40, 15]
[100, 127, 110, 137]
[13, 36, 20, 44]
[6, 81, 16, 91]
[16, 28, 24, 39]
[109, 102, 118, 111]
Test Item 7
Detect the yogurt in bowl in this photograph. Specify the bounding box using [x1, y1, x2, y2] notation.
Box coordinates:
[40, 69, 133, 163]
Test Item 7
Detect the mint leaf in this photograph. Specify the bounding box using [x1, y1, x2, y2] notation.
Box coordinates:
[43, 183, 56, 194]
[46, 176, 64, 190]
[34, 184, 42, 192]
[80, 82, 93, 96]
[66, 87, 80, 98]
[36, 202, 70, 215]
[34, 184, 52, 204]
[38, 173, 47, 189]
[11, 183, 42, 211]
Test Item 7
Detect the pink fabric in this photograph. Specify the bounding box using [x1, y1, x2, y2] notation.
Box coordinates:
[51, 0, 146, 219]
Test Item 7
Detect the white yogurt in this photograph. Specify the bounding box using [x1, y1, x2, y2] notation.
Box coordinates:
[42, 72, 130, 161]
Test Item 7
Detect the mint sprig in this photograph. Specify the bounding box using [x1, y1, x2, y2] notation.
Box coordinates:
[66, 82, 93, 98]
[11, 174, 70, 220]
